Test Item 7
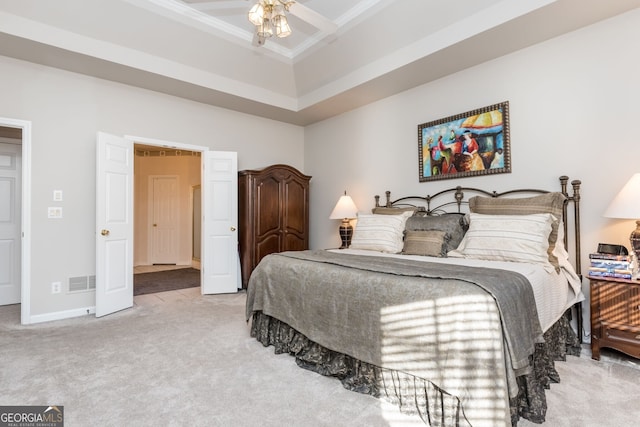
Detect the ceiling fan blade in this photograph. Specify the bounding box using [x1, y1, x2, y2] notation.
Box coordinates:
[288, 2, 338, 34]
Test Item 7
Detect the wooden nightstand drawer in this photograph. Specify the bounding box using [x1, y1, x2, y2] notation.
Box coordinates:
[601, 324, 640, 359]
[603, 323, 640, 344]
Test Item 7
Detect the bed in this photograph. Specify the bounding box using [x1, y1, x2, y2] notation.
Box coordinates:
[245, 176, 584, 427]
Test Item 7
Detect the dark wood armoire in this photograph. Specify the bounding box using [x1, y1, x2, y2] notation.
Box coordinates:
[238, 164, 311, 288]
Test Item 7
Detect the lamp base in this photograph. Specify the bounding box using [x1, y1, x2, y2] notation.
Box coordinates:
[630, 220, 640, 278]
[338, 220, 353, 249]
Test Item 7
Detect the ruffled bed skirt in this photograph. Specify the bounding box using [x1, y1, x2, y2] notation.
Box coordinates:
[250, 310, 580, 427]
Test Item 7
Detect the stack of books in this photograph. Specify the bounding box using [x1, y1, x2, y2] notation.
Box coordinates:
[588, 253, 634, 279]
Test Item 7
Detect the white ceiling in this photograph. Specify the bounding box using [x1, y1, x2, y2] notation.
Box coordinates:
[0, 0, 638, 125]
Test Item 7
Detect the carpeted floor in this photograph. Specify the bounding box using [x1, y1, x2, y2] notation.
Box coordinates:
[1, 294, 639, 426]
[133, 267, 200, 296]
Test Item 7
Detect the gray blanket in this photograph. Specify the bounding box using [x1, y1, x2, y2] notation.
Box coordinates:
[246, 249, 544, 427]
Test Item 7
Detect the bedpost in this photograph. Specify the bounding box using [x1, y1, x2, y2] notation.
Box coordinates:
[454, 186, 464, 213]
[560, 175, 583, 343]
[571, 179, 582, 276]
[571, 178, 583, 343]
[374, 191, 393, 208]
[559, 176, 582, 277]
[560, 176, 570, 255]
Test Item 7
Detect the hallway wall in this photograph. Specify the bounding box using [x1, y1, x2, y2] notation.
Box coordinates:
[134, 150, 201, 266]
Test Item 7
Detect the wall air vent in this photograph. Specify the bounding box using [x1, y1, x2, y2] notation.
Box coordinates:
[68, 275, 97, 292]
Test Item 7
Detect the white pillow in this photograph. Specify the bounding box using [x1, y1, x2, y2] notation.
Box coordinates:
[350, 211, 412, 253]
[448, 212, 554, 265]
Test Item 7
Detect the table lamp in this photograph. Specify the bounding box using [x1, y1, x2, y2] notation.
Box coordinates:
[603, 173, 640, 269]
[329, 191, 358, 249]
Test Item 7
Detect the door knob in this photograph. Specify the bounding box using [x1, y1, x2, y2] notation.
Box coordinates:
[101, 229, 110, 236]
[230, 226, 237, 231]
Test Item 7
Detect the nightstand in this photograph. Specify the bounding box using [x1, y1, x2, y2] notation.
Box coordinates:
[590, 277, 640, 360]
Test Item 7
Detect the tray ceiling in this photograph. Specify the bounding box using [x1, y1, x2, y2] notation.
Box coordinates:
[0, 0, 638, 125]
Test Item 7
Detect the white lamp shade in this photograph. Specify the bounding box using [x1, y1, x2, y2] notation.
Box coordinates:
[330, 194, 358, 220]
[604, 173, 640, 219]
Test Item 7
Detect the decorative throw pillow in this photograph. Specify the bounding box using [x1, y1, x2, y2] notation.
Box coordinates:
[371, 206, 418, 215]
[404, 214, 468, 253]
[447, 212, 554, 266]
[402, 230, 450, 257]
[350, 211, 413, 253]
[469, 192, 566, 269]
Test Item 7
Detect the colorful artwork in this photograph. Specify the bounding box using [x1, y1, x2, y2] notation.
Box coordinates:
[418, 101, 511, 182]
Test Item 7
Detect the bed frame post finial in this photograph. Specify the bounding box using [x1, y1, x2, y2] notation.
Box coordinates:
[560, 175, 568, 195]
[385, 191, 391, 208]
[455, 186, 464, 212]
[571, 179, 581, 202]
[374, 195, 380, 208]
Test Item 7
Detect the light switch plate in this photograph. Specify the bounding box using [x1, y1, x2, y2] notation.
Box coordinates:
[48, 207, 63, 218]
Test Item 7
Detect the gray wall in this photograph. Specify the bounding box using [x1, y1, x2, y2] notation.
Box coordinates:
[0, 57, 304, 318]
[305, 9, 640, 338]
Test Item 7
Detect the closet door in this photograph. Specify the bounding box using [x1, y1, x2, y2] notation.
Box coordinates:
[149, 175, 179, 264]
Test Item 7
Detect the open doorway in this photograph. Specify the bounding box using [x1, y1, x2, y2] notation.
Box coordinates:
[0, 118, 31, 325]
[132, 143, 201, 297]
[0, 126, 23, 307]
[96, 133, 238, 317]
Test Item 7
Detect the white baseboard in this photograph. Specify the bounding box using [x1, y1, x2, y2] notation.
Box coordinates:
[28, 306, 96, 324]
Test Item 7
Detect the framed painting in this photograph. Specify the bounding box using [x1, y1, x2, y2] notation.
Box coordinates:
[418, 101, 511, 182]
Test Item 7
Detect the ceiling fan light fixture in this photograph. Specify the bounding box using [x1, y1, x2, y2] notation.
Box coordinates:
[248, 0, 295, 44]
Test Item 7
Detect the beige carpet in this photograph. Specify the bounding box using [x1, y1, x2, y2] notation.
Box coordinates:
[1, 293, 638, 427]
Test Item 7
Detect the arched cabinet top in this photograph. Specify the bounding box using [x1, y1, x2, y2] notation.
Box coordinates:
[238, 164, 312, 181]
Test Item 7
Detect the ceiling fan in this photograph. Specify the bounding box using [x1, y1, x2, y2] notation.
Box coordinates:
[185, 0, 338, 45]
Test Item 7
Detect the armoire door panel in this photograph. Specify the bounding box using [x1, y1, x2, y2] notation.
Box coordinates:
[283, 179, 307, 235]
[256, 178, 281, 236]
[284, 234, 306, 251]
[256, 234, 281, 262]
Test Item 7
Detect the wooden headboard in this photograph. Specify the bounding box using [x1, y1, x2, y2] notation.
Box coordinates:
[375, 175, 582, 274]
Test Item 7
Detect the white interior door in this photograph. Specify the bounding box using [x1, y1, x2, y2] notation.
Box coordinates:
[192, 185, 202, 261]
[0, 142, 21, 305]
[150, 175, 179, 264]
[202, 151, 238, 294]
[96, 132, 133, 317]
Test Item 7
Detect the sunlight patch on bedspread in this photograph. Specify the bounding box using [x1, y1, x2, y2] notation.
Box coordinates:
[380, 293, 509, 427]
